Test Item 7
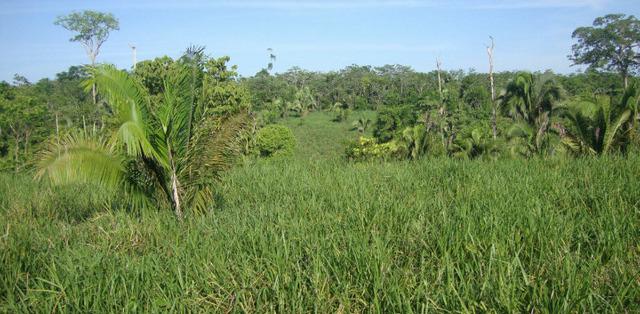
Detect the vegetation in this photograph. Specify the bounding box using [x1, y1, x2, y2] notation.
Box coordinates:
[0, 9, 639, 313]
[1, 115, 639, 311]
[570, 14, 640, 88]
[254, 124, 296, 158]
[54, 10, 120, 104]
[36, 54, 248, 220]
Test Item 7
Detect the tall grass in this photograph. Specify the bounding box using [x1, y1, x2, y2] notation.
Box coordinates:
[1, 155, 638, 312]
[1, 112, 638, 312]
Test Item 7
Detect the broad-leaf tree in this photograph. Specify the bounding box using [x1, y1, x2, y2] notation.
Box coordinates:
[55, 10, 119, 104]
[570, 14, 640, 88]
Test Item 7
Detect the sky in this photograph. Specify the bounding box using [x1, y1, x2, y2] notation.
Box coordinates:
[0, 0, 638, 82]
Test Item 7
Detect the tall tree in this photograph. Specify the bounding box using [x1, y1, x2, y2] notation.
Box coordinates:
[570, 14, 640, 88]
[55, 10, 120, 104]
[486, 36, 497, 138]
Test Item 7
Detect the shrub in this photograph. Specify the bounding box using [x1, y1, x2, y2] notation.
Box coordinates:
[255, 124, 296, 157]
[345, 136, 406, 161]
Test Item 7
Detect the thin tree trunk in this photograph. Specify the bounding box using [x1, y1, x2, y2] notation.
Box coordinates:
[167, 142, 183, 220]
[13, 134, 19, 173]
[487, 36, 497, 139]
[90, 54, 97, 105]
[436, 58, 443, 103]
[24, 130, 30, 156]
[82, 115, 87, 136]
[171, 172, 182, 220]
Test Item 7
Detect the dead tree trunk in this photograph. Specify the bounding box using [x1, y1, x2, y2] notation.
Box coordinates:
[436, 58, 443, 103]
[487, 36, 497, 139]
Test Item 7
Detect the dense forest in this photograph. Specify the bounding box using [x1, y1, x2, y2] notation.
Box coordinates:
[0, 57, 633, 170]
[1, 9, 639, 313]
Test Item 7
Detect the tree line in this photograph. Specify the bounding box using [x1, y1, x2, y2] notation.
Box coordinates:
[0, 10, 638, 218]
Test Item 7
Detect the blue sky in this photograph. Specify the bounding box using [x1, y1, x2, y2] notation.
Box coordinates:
[0, 0, 638, 82]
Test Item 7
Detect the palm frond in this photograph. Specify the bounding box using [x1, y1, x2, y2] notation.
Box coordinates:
[35, 132, 124, 191]
[180, 111, 249, 212]
[603, 109, 631, 153]
[86, 65, 160, 161]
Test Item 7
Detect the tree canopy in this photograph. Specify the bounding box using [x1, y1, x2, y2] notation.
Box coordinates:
[570, 14, 640, 88]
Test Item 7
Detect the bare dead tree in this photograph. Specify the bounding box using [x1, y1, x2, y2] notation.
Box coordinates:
[436, 58, 443, 103]
[486, 36, 497, 139]
[129, 43, 137, 70]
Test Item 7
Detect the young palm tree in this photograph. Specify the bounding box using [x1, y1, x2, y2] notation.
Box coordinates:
[561, 85, 639, 155]
[352, 117, 371, 134]
[332, 102, 350, 122]
[401, 124, 428, 160]
[36, 64, 247, 219]
[499, 72, 564, 155]
[450, 127, 502, 160]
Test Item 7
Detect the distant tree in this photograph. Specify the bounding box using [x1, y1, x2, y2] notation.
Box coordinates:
[55, 10, 120, 104]
[267, 48, 276, 73]
[0, 89, 48, 171]
[201, 56, 251, 116]
[12, 74, 30, 86]
[570, 14, 640, 88]
[132, 56, 176, 97]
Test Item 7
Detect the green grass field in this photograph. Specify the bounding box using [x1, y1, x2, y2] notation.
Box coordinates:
[1, 112, 639, 312]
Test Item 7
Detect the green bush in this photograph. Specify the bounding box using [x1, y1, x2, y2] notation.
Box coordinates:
[255, 124, 296, 157]
[373, 105, 416, 142]
[345, 136, 406, 161]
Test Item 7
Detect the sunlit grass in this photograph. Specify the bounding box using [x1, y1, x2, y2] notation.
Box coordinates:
[0, 111, 638, 312]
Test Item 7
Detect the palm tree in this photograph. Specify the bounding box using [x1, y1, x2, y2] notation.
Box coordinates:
[352, 117, 371, 134]
[332, 102, 350, 122]
[561, 85, 639, 155]
[499, 72, 564, 155]
[450, 127, 502, 160]
[401, 124, 428, 160]
[36, 64, 247, 219]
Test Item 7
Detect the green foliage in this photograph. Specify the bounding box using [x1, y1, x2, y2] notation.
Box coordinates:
[372, 105, 416, 142]
[451, 127, 502, 160]
[2, 155, 640, 312]
[255, 124, 296, 157]
[54, 10, 119, 63]
[36, 61, 249, 219]
[201, 56, 251, 116]
[499, 72, 565, 156]
[562, 84, 639, 155]
[0, 83, 51, 171]
[332, 102, 351, 122]
[352, 116, 371, 134]
[132, 56, 175, 97]
[54, 11, 119, 44]
[461, 79, 491, 110]
[345, 136, 406, 161]
[570, 14, 640, 86]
